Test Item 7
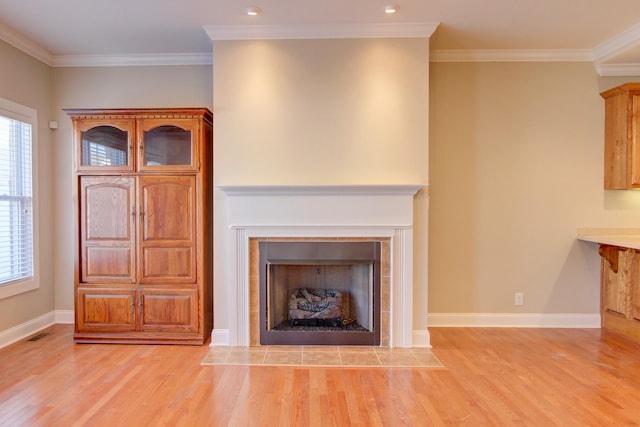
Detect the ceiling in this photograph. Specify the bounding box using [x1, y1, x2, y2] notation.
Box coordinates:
[1, 0, 640, 75]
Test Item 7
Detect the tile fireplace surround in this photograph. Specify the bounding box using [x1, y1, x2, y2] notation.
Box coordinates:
[216, 185, 429, 348]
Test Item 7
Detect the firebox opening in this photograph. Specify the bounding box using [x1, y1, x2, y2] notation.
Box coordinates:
[259, 241, 381, 346]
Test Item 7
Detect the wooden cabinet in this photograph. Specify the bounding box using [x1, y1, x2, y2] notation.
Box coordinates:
[68, 108, 213, 345]
[600, 83, 640, 189]
[599, 244, 640, 342]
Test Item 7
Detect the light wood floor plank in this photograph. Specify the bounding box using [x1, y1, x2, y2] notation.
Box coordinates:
[2, 324, 640, 425]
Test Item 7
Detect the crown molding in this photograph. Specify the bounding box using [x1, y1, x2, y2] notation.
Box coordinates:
[51, 52, 213, 67]
[430, 49, 593, 63]
[429, 47, 640, 76]
[0, 22, 212, 67]
[3, 17, 640, 76]
[0, 22, 53, 66]
[595, 63, 640, 77]
[593, 22, 640, 63]
[204, 22, 440, 41]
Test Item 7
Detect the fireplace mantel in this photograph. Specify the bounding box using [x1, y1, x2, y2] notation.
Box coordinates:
[217, 184, 425, 196]
[214, 184, 430, 348]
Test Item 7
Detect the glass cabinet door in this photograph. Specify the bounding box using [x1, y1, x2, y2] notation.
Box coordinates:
[138, 119, 198, 171]
[76, 119, 134, 171]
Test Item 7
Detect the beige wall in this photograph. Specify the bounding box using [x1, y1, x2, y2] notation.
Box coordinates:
[4, 33, 640, 335]
[212, 38, 431, 330]
[429, 61, 640, 314]
[213, 38, 429, 185]
[0, 40, 54, 331]
[50, 65, 213, 311]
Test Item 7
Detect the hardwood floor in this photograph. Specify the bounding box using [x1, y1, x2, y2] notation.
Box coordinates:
[1, 325, 640, 426]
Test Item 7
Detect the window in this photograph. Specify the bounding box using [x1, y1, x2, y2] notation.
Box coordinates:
[0, 98, 38, 299]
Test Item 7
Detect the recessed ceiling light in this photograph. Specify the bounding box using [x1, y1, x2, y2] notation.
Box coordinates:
[385, 5, 398, 14]
[245, 6, 261, 16]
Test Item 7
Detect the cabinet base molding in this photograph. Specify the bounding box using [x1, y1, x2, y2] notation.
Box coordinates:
[73, 332, 206, 346]
[602, 311, 640, 342]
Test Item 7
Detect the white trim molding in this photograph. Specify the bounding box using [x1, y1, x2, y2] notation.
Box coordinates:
[51, 52, 213, 67]
[595, 63, 640, 77]
[55, 309, 75, 325]
[3, 16, 640, 76]
[0, 312, 55, 349]
[210, 329, 230, 347]
[412, 330, 432, 348]
[205, 22, 440, 41]
[215, 184, 426, 348]
[430, 49, 593, 63]
[217, 184, 424, 197]
[0, 22, 54, 66]
[0, 310, 74, 349]
[0, 21, 213, 67]
[219, 225, 415, 347]
[592, 22, 640, 64]
[428, 313, 601, 328]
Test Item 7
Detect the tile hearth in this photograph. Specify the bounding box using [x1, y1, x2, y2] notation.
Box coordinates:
[201, 346, 443, 368]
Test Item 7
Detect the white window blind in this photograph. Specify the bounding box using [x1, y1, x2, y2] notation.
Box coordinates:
[0, 105, 34, 289]
[0, 115, 33, 284]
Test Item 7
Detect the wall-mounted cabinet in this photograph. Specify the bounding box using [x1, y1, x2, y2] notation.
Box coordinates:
[67, 108, 213, 345]
[600, 83, 640, 189]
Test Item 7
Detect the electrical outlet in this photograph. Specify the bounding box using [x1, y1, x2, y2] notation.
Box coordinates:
[515, 292, 524, 306]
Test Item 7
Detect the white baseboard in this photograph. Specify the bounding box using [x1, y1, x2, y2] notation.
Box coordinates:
[0, 310, 75, 349]
[412, 330, 432, 348]
[210, 329, 230, 347]
[0, 311, 55, 349]
[428, 313, 601, 328]
[55, 310, 74, 324]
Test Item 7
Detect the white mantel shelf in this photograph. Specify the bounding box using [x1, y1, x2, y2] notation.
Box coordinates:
[218, 184, 426, 196]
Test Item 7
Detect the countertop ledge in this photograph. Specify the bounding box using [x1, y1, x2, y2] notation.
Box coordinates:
[577, 228, 640, 250]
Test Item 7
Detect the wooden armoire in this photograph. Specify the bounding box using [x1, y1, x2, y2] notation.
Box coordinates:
[67, 108, 213, 345]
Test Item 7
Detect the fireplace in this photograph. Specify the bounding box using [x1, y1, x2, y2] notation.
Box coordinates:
[260, 241, 381, 345]
[215, 184, 430, 348]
